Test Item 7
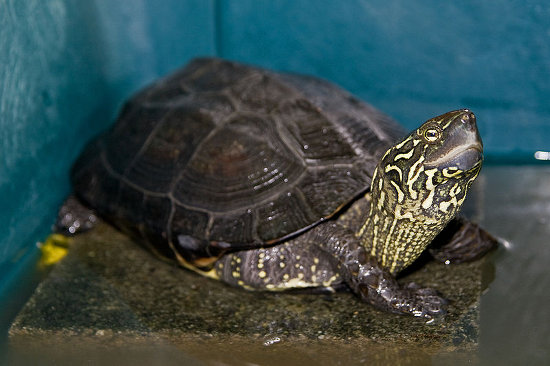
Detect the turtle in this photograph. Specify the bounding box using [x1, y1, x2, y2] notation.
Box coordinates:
[58, 57, 497, 318]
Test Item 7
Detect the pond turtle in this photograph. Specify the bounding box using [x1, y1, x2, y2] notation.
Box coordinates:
[59, 58, 497, 318]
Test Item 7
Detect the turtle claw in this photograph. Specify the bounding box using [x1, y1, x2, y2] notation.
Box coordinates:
[409, 288, 448, 318]
[391, 282, 448, 318]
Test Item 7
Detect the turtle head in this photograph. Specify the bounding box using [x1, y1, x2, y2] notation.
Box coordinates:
[416, 109, 483, 185]
[361, 109, 483, 274]
[382, 109, 482, 218]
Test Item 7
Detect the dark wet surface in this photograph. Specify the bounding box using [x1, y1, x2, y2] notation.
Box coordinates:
[477, 166, 550, 365]
[8, 218, 491, 363]
[5, 166, 550, 365]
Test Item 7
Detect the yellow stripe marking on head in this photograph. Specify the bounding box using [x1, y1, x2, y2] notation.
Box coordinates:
[421, 168, 439, 210]
[389, 180, 405, 203]
[405, 155, 425, 200]
[385, 164, 403, 182]
[394, 148, 415, 161]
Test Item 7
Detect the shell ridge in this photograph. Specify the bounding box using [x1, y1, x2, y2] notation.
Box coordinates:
[120, 108, 174, 179]
[166, 121, 226, 195]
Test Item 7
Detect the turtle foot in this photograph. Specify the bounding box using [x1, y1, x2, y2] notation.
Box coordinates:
[429, 217, 498, 264]
[394, 282, 448, 318]
[355, 264, 448, 318]
[55, 195, 98, 235]
[359, 281, 448, 318]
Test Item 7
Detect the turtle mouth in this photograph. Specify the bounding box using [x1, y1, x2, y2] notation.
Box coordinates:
[425, 143, 483, 172]
[455, 145, 483, 172]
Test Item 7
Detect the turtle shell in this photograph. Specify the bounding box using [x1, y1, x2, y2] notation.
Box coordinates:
[71, 58, 406, 262]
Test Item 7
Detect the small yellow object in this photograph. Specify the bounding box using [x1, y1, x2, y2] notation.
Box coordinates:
[38, 233, 72, 268]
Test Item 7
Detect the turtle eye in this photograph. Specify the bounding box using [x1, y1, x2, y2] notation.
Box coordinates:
[423, 127, 441, 142]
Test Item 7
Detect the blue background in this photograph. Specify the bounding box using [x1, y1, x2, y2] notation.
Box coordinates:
[1, 0, 549, 317]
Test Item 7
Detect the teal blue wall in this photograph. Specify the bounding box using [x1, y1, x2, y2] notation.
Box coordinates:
[1, 0, 110, 300]
[215, 1, 550, 161]
[1, 0, 549, 320]
[0, 0, 216, 326]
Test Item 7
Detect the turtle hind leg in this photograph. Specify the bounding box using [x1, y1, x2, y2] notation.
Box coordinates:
[213, 241, 344, 292]
[55, 195, 99, 235]
[428, 217, 499, 264]
[38, 195, 97, 268]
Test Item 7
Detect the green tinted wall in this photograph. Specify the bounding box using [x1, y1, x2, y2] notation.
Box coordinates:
[216, 1, 550, 160]
[1, 0, 549, 315]
[0, 0, 216, 321]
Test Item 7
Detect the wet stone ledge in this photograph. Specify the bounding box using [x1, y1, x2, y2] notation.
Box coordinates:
[8, 221, 493, 364]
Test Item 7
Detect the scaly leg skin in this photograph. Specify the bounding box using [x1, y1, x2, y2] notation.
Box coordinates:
[215, 222, 448, 318]
[429, 217, 499, 264]
[315, 223, 448, 318]
[55, 195, 98, 235]
[349, 260, 447, 318]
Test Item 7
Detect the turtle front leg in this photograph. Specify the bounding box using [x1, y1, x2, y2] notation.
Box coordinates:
[429, 217, 499, 264]
[311, 223, 448, 318]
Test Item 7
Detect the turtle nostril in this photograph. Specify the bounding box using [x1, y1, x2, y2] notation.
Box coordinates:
[468, 112, 476, 124]
[460, 111, 477, 131]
